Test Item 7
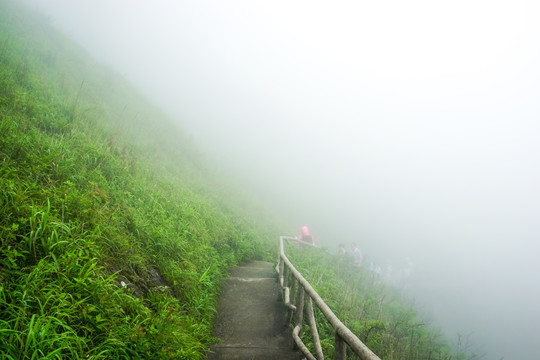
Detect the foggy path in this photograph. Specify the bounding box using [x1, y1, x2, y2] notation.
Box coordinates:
[207, 261, 303, 360]
[25, 1, 540, 358]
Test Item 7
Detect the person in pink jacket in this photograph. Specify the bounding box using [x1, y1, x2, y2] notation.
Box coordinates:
[297, 225, 314, 246]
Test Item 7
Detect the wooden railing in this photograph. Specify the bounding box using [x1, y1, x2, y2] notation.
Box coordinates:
[276, 236, 381, 360]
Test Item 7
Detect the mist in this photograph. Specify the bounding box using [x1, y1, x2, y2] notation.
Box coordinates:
[20, 1, 540, 359]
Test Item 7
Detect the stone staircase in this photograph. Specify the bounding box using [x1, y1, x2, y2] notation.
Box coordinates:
[207, 260, 304, 360]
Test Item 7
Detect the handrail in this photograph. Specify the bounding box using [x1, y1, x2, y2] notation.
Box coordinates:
[276, 236, 381, 360]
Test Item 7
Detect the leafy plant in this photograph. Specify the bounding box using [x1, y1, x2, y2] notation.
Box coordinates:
[0, 2, 283, 359]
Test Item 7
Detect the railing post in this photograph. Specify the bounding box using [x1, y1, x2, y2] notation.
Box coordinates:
[334, 332, 346, 360]
[279, 255, 284, 282]
[305, 294, 324, 360]
[283, 262, 288, 290]
[287, 273, 296, 324]
[290, 274, 296, 305]
[295, 284, 305, 338]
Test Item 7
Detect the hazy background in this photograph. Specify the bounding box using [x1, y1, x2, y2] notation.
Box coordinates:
[21, 1, 540, 359]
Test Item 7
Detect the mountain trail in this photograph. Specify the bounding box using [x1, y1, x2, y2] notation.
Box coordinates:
[207, 260, 304, 360]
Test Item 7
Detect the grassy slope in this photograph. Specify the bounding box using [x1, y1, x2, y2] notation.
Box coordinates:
[0, 3, 481, 360]
[286, 245, 481, 360]
[0, 3, 285, 359]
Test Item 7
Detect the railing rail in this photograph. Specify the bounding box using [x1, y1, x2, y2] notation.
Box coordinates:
[276, 236, 381, 360]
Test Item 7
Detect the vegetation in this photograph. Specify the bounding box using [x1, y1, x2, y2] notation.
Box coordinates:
[286, 244, 483, 360]
[0, 2, 281, 359]
[0, 2, 482, 360]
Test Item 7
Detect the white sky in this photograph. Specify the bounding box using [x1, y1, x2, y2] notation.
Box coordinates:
[21, 1, 540, 359]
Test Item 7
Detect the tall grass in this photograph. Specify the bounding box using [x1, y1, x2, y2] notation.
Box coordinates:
[0, 3, 475, 360]
[0, 2, 282, 359]
[286, 244, 483, 360]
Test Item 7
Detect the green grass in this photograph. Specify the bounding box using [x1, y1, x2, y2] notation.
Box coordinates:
[0, 2, 482, 360]
[0, 2, 283, 359]
[285, 244, 482, 360]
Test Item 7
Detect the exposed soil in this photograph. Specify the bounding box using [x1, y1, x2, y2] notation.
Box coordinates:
[114, 265, 171, 299]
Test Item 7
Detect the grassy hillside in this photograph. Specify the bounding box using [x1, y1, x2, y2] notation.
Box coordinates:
[285, 245, 482, 360]
[0, 3, 482, 360]
[0, 2, 286, 359]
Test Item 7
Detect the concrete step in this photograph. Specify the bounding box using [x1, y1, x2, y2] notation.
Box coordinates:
[207, 261, 303, 360]
[208, 345, 304, 360]
[228, 265, 276, 279]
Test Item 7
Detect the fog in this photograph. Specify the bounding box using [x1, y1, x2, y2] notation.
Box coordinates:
[21, 1, 540, 359]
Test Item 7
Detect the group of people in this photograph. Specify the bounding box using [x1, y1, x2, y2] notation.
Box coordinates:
[296, 226, 413, 284]
[339, 241, 414, 284]
[338, 242, 364, 266]
[296, 227, 363, 266]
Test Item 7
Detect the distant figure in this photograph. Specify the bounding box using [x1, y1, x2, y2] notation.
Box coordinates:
[402, 257, 414, 279]
[369, 261, 382, 275]
[350, 243, 363, 266]
[297, 225, 314, 246]
[338, 243, 346, 255]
